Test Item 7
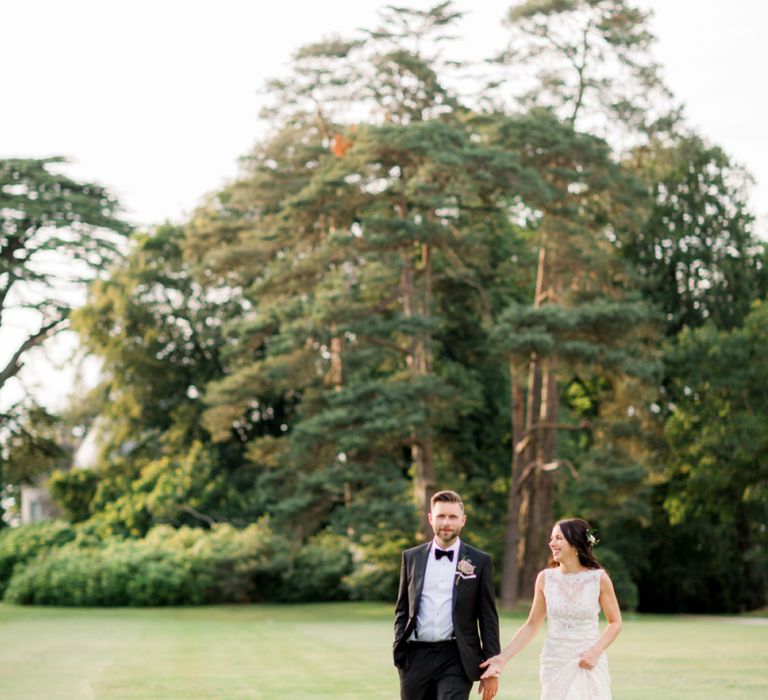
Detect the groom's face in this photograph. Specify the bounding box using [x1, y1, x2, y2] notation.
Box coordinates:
[428, 501, 466, 547]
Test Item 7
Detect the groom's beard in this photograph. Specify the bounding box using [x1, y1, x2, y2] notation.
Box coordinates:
[434, 525, 462, 547]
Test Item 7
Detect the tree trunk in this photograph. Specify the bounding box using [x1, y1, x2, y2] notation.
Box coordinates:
[516, 352, 542, 597]
[412, 434, 436, 539]
[503, 242, 565, 600]
[416, 241, 436, 538]
[326, 330, 344, 389]
[520, 355, 559, 596]
[402, 236, 436, 540]
[500, 359, 526, 608]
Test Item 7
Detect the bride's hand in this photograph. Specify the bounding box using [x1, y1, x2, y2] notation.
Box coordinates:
[578, 648, 601, 670]
[479, 655, 504, 679]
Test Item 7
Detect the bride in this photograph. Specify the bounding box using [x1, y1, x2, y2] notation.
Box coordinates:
[480, 518, 622, 699]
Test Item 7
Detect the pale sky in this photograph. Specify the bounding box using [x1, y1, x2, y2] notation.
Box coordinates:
[2, 0, 767, 409]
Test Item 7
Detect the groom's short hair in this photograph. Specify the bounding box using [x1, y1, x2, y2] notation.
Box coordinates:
[431, 490, 464, 511]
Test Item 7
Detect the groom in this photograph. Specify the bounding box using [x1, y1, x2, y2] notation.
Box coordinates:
[394, 490, 500, 700]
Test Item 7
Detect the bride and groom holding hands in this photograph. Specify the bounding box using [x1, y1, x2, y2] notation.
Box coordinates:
[393, 490, 622, 699]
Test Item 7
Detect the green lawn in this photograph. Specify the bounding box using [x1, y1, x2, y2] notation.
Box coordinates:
[1, 602, 766, 699]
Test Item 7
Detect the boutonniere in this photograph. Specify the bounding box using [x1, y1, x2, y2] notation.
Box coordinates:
[455, 557, 476, 585]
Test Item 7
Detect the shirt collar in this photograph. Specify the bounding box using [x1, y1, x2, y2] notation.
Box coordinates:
[431, 537, 461, 555]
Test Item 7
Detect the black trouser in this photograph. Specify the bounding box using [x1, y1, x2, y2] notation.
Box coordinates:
[398, 640, 473, 700]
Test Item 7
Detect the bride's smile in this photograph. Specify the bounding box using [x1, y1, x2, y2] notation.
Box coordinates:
[549, 525, 576, 565]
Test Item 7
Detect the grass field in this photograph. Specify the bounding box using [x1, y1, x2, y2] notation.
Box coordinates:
[1, 602, 766, 699]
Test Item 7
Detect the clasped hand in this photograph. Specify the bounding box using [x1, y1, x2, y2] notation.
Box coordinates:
[478, 654, 504, 680]
[578, 647, 601, 670]
[477, 676, 499, 700]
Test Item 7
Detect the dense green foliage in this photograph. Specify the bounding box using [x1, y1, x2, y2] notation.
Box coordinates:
[0, 520, 77, 597]
[635, 303, 768, 612]
[0, 520, 382, 606]
[2, 2, 766, 613]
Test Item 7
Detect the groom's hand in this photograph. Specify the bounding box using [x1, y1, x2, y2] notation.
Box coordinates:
[479, 655, 503, 680]
[478, 676, 499, 700]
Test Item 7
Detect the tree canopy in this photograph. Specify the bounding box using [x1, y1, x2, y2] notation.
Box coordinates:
[3, 1, 766, 613]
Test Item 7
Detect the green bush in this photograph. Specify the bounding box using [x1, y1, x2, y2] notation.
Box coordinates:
[598, 548, 639, 611]
[344, 536, 409, 601]
[279, 531, 353, 602]
[48, 469, 100, 522]
[179, 521, 291, 603]
[1, 520, 398, 606]
[0, 520, 76, 597]
[4, 519, 289, 606]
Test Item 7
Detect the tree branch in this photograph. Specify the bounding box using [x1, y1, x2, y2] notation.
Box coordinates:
[514, 420, 591, 454]
[360, 335, 410, 357]
[0, 315, 69, 391]
[514, 458, 579, 493]
[569, 19, 593, 123]
[179, 505, 218, 526]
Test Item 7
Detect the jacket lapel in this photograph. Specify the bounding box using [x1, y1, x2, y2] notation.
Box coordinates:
[412, 542, 432, 615]
[451, 541, 466, 610]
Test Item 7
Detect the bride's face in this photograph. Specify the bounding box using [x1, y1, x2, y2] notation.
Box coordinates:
[549, 525, 574, 563]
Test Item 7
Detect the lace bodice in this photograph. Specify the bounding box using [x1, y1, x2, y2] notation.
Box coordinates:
[543, 567, 602, 640]
[539, 567, 611, 699]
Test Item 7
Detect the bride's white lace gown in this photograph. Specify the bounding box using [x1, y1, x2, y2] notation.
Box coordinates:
[540, 568, 611, 699]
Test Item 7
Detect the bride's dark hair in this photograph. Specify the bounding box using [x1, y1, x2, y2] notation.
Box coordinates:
[549, 518, 602, 569]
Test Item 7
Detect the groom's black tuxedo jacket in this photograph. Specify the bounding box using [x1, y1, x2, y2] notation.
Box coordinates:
[393, 541, 500, 682]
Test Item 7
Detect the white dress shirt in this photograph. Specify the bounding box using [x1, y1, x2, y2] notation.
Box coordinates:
[412, 538, 460, 642]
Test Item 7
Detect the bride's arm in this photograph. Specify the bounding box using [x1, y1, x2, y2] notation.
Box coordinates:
[479, 570, 547, 679]
[578, 572, 623, 670]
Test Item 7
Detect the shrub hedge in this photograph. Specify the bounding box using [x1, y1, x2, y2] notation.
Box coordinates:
[0, 520, 77, 597]
[0, 520, 380, 606]
[0, 521, 643, 609]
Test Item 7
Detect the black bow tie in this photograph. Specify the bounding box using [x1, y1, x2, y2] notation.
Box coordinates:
[435, 548, 454, 561]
